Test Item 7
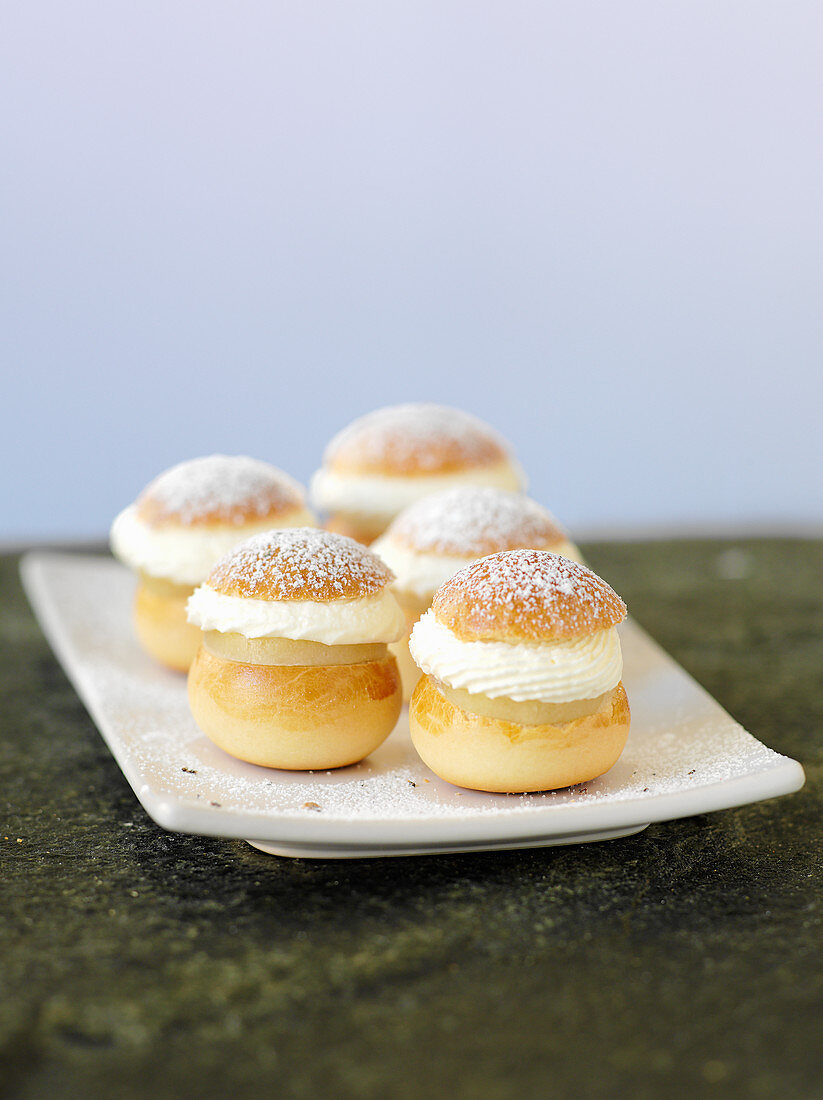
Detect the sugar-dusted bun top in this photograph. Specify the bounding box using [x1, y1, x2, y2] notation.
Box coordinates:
[384, 487, 567, 557]
[323, 403, 513, 476]
[207, 527, 395, 602]
[432, 549, 626, 643]
[136, 455, 306, 528]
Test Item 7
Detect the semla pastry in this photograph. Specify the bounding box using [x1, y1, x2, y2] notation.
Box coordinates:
[408, 549, 630, 792]
[310, 403, 525, 544]
[110, 455, 313, 672]
[186, 528, 405, 769]
[373, 486, 582, 699]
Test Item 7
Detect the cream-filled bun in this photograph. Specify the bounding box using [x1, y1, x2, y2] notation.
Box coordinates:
[186, 528, 405, 769]
[408, 550, 629, 793]
[110, 455, 314, 672]
[373, 487, 582, 699]
[310, 403, 526, 545]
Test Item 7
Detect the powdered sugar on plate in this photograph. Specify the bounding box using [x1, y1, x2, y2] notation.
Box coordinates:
[21, 553, 803, 851]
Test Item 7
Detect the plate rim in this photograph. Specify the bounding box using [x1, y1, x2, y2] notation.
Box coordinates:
[140, 756, 804, 843]
[20, 550, 806, 850]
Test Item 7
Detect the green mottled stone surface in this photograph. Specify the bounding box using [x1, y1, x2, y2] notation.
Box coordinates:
[2, 541, 821, 1099]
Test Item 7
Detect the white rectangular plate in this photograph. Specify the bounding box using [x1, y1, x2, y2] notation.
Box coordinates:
[21, 551, 804, 858]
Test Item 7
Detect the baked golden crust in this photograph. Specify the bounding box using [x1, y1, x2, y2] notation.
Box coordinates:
[385, 487, 568, 557]
[135, 455, 307, 528]
[207, 528, 394, 601]
[324, 403, 511, 476]
[432, 549, 626, 643]
[409, 676, 630, 792]
[138, 498, 307, 530]
[133, 579, 201, 672]
[187, 647, 402, 769]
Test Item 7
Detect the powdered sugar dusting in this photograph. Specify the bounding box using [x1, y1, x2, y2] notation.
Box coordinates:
[387, 487, 567, 556]
[207, 527, 394, 601]
[137, 455, 305, 526]
[434, 550, 626, 641]
[324, 403, 511, 473]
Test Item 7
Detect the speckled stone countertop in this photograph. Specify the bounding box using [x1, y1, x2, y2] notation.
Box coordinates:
[2, 540, 821, 1099]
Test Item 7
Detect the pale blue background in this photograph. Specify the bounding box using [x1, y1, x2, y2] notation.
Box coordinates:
[3, 2, 822, 540]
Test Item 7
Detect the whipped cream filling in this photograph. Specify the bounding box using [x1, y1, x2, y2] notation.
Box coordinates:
[310, 461, 526, 523]
[186, 585, 406, 645]
[110, 505, 315, 586]
[373, 534, 581, 602]
[409, 611, 622, 703]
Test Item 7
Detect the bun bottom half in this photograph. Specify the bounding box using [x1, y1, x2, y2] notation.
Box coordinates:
[409, 676, 630, 793]
[134, 580, 200, 672]
[188, 647, 402, 769]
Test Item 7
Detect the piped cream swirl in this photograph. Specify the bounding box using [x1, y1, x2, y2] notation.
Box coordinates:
[110, 505, 314, 586]
[409, 611, 622, 703]
[186, 585, 406, 645]
[373, 534, 581, 602]
[310, 461, 525, 524]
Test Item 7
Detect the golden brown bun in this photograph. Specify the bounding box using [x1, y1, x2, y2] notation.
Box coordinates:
[324, 403, 512, 476]
[432, 549, 626, 643]
[409, 677, 630, 792]
[385, 487, 569, 557]
[187, 647, 402, 769]
[139, 498, 309, 532]
[136, 455, 307, 528]
[207, 527, 394, 601]
[134, 579, 200, 672]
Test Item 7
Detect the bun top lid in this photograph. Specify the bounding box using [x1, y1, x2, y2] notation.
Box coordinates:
[431, 549, 626, 643]
[322, 403, 514, 476]
[136, 455, 306, 528]
[383, 487, 567, 557]
[206, 527, 395, 602]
